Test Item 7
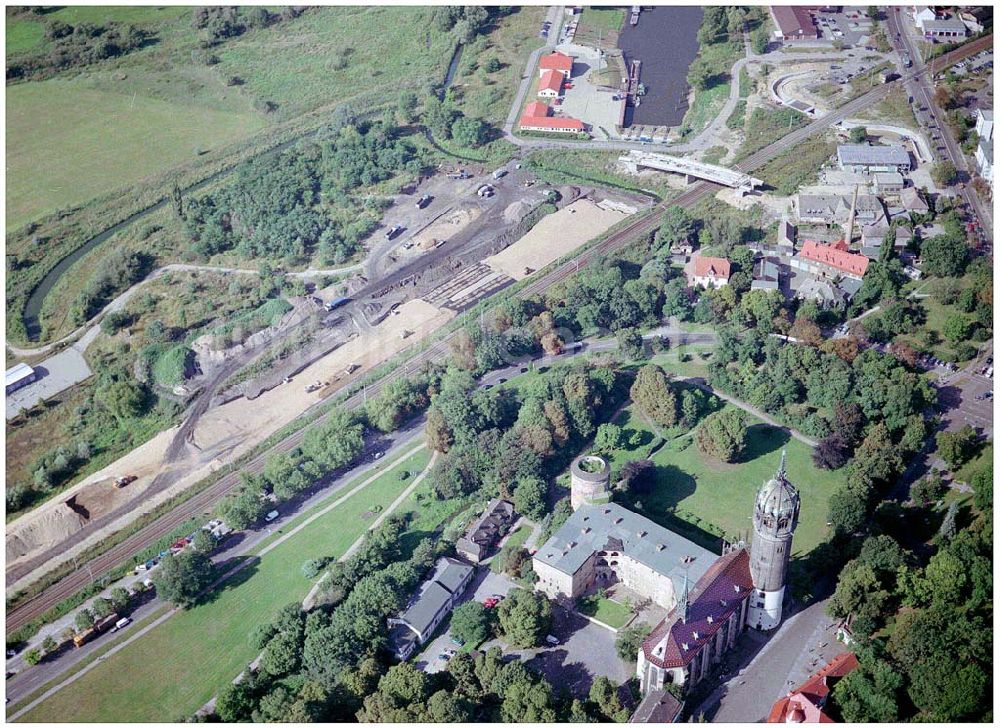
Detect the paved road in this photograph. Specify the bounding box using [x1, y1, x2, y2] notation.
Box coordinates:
[5, 423, 429, 712]
[693, 598, 845, 722]
[886, 8, 993, 243]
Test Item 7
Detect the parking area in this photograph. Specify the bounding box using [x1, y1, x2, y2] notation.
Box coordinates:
[6, 342, 93, 420]
[813, 7, 874, 47]
[515, 603, 632, 698]
[553, 43, 624, 139]
[415, 568, 518, 674]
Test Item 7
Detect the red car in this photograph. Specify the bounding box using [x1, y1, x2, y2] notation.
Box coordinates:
[483, 597, 500, 609]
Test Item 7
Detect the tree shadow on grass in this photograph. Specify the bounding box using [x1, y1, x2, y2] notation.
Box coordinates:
[197, 555, 260, 607]
[738, 423, 790, 464]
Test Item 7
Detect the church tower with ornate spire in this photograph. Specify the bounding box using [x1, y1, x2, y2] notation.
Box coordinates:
[748, 451, 800, 630]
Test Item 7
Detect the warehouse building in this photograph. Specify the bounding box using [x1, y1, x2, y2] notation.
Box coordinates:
[836, 144, 911, 174]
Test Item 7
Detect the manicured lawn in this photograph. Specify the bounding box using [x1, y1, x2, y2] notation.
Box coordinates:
[6, 80, 265, 229]
[610, 404, 842, 560]
[18, 448, 432, 723]
[576, 593, 633, 629]
[576, 7, 625, 37]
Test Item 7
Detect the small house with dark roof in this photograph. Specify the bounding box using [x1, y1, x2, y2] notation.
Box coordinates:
[630, 688, 684, 723]
[455, 499, 516, 563]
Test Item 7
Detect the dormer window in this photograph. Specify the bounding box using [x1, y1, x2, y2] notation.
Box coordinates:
[682, 643, 689, 651]
[693, 631, 699, 640]
[707, 616, 714, 624]
[734, 584, 741, 593]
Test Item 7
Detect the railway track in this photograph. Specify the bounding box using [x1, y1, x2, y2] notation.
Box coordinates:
[7, 36, 988, 634]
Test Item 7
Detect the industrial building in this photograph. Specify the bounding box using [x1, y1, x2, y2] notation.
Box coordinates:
[836, 144, 912, 174]
[6, 363, 37, 395]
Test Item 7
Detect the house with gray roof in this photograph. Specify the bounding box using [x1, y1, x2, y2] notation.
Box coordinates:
[751, 258, 782, 292]
[836, 144, 911, 174]
[796, 193, 885, 226]
[532, 503, 715, 609]
[387, 557, 474, 660]
[921, 18, 968, 39]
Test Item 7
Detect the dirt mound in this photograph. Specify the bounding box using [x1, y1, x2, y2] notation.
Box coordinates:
[503, 200, 533, 225]
[6, 505, 88, 562]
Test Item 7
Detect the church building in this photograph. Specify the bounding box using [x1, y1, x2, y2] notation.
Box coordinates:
[637, 453, 801, 692]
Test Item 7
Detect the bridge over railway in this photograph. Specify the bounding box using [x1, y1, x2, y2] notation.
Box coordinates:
[619, 150, 765, 192]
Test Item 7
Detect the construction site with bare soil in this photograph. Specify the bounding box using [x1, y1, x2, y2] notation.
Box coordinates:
[5, 158, 649, 605]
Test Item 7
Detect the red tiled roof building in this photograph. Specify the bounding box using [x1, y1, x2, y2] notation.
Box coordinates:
[767, 652, 860, 723]
[538, 69, 564, 97]
[796, 240, 870, 280]
[519, 100, 585, 134]
[539, 51, 574, 77]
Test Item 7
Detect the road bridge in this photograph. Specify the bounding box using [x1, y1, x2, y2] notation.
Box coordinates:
[619, 149, 764, 192]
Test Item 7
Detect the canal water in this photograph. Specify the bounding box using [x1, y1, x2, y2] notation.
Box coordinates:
[618, 6, 704, 127]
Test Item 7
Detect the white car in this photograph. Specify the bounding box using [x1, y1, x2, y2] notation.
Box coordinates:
[265, 510, 279, 523]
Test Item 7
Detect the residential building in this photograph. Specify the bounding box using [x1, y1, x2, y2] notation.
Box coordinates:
[519, 100, 585, 134]
[387, 557, 474, 660]
[537, 69, 564, 98]
[899, 186, 930, 215]
[769, 6, 819, 40]
[921, 18, 968, 39]
[871, 171, 905, 194]
[6, 363, 37, 395]
[861, 223, 912, 257]
[751, 258, 781, 292]
[975, 109, 993, 142]
[795, 277, 851, 309]
[766, 652, 860, 723]
[976, 138, 993, 188]
[777, 219, 796, 251]
[455, 499, 516, 563]
[630, 689, 683, 723]
[684, 254, 731, 289]
[539, 51, 574, 78]
[792, 240, 870, 280]
[837, 144, 911, 174]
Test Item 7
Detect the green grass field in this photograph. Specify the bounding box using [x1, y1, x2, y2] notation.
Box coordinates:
[5, 15, 45, 54]
[576, 594, 633, 629]
[6, 80, 265, 229]
[213, 6, 454, 121]
[608, 404, 842, 560]
[17, 448, 432, 723]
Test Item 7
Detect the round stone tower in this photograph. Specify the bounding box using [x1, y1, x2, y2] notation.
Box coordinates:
[748, 451, 800, 631]
[570, 454, 611, 511]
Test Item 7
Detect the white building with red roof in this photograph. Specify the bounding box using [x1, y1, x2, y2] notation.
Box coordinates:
[539, 51, 574, 78]
[684, 254, 731, 289]
[537, 69, 564, 98]
[519, 100, 585, 134]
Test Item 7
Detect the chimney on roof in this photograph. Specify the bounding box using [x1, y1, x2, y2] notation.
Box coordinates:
[693, 631, 699, 640]
[734, 584, 741, 593]
[614, 517, 623, 524]
[581, 527, 591, 534]
[682, 643, 689, 651]
[656, 543, 665, 552]
[637, 530, 647, 538]
[707, 615, 714, 624]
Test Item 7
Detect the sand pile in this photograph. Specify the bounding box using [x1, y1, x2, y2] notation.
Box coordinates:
[485, 199, 628, 280]
[413, 208, 479, 250]
[503, 200, 534, 225]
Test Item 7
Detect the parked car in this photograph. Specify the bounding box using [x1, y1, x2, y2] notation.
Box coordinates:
[385, 225, 404, 240]
[545, 635, 559, 645]
[265, 510, 280, 523]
